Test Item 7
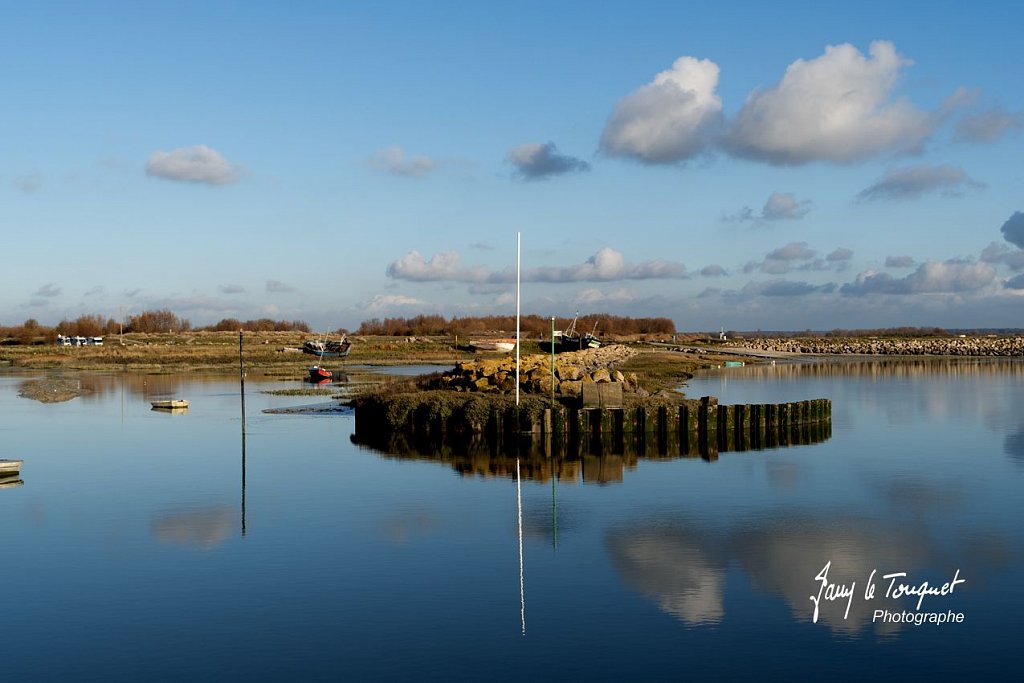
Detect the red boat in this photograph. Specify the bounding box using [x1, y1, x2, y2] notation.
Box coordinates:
[308, 365, 333, 382]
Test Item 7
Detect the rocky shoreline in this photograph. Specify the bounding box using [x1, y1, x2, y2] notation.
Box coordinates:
[424, 344, 647, 397]
[728, 336, 1024, 356]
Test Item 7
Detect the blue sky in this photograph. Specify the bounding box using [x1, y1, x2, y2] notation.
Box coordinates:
[3, 0, 1023, 332]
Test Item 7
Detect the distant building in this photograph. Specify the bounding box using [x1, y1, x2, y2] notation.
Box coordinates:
[55, 335, 103, 347]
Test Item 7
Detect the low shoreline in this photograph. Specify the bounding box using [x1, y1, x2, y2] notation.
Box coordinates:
[719, 336, 1024, 356]
[3, 332, 1021, 407]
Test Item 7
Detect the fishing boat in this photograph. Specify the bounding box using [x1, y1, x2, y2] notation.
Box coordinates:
[302, 333, 352, 358]
[306, 332, 340, 382]
[151, 399, 189, 410]
[554, 314, 600, 352]
[308, 365, 333, 382]
[469, 338, 518, 352]
[0, 459, 23, 475]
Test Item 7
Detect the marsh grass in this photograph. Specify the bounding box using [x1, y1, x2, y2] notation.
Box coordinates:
[261, 388, 337, 396]
[618, 350, 700, 394]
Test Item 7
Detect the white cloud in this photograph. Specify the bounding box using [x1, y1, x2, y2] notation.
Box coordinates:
[762, 192, 812, 220]
[572, 288, 635, 305]
[743, 280, 836, 297]
[885, 255, 915, 268]
[700, 264, 727, 277]
[361, 294, 429, 312]
[729, 192, 812, 222]
[386, 251, 488, 282]
[145, 145, 243, 185]
[767, 242, 816, 262]
[507, 142, 589, 179]
[600, 56, 723, 164]
[954, 107, 1024, 144]
[857, 164, 984, 201]
[727, 41, 933, 165]
[266, 279, 296, 293]
[387, 247, 685, 285]
[13, 174, 42, 194]
[841, 259, 996, 295]
[981, 243, 1024, 272]
[34, 283, 61, 298]
[1000, 212, 1024, 249]
[745, 242, 854, 276]
[369, 146, 437, 178]
[519, 248, 686, 282]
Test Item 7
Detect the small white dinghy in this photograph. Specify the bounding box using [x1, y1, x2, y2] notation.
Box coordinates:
[0, 459, 24, 475]
[151, 399, 189, 410]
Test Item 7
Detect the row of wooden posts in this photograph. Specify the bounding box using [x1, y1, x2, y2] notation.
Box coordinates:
[353, 396, 832, 459]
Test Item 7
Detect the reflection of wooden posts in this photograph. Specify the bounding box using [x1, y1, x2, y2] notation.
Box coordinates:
[657, 405, 669, 456]
[750, 404, 765, 448]
[734, 404, 747, 451]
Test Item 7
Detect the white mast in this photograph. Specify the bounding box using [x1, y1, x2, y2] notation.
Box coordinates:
[516, 231, 521, 406]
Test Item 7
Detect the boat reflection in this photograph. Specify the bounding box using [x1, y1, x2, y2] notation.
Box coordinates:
[0, 474, 24, 489]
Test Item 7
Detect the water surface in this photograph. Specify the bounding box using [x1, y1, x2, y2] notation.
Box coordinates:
[2, 361, 1021, 680]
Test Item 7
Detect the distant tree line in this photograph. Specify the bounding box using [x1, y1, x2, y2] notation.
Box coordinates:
[356, 314, 677, 337]
[9, 311, 1018, 347]
[0, 310, 311, 344]
[207, 318, 311, 333]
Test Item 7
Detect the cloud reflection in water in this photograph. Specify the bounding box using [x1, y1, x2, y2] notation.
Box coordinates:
[151, 505, 235, 550]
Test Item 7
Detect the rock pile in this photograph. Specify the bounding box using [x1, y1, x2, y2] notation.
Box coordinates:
[428, 344, 641, 397]
[732, 336, 1024, 356]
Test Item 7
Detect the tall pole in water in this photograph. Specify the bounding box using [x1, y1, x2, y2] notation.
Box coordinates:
[550, 316, 555, 406]
[515, 231, 521, 407]
[239, 330, 247, 537]
[239, 330, 246, 427]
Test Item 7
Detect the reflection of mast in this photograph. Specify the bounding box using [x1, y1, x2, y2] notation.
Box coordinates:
[551, 460, 557, 551]
[517, 458, 525, 636]
[241, 416, 247, 537]
[240, 331, 247, 537]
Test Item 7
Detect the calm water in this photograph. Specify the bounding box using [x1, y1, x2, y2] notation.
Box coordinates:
[2, 361, 1022, 681]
